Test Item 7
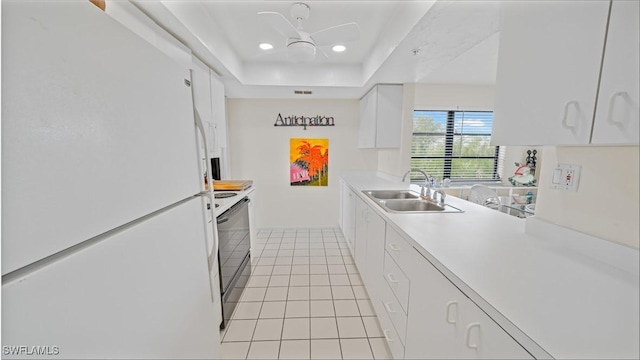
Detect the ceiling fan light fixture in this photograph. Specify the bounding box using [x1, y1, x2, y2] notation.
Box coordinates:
[258, 2, 360, 64]
[287, 40, 316, 63]
[332, 44, 346, 53]
[259, 43, 274, 50]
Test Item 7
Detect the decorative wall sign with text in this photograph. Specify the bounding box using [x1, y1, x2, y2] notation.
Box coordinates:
[290, 138, 329, 186]
[274, 113, 335, 130]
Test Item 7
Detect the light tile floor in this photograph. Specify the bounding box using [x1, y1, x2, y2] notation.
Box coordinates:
[220, 228, 393, 360]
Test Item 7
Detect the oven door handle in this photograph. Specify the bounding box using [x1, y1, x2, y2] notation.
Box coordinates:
[216, 197, 250, 224]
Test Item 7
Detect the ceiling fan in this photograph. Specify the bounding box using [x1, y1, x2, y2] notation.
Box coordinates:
[258, 2, 360, 63]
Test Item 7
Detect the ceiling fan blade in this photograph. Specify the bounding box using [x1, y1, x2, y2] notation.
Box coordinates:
[311, 22, 360, 46]
[258, 11, 300, 39]
[317, 48, 329, 60]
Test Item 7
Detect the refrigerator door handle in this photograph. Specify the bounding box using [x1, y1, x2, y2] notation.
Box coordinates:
[190, 70, 218, 305]
[190, 69, 214, 194]
[194, 111, 213, 192]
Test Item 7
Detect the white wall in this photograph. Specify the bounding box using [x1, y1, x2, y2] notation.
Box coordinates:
[534, 145, 640, 248]
[226, 99, 378, 229]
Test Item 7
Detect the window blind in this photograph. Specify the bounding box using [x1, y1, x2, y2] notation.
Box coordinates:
[411, 110, 503, 182]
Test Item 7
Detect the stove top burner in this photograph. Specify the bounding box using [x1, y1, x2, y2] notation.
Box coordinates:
[214, 192, 238, 199]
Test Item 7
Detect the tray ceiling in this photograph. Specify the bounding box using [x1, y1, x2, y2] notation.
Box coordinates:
[132, 1, 500, 98]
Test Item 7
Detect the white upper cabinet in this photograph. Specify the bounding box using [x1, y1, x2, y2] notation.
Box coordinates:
[591, 0, 640, 144]
[210, 72, 228, 151]
[191, 57, 228, 159]
[358, 84, 404, 148]
[492, 1, 611, 145]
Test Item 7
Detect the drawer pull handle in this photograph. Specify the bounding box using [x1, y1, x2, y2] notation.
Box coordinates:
[445, 300, 458, 324]
[383, 330, 394, 342]
[465, 322, 481, 349]
[607, 91, 628, 125]
[561, 100, 579, 129]
[384, 302, 396, 314]
[388, 243, 400, 251]
[386, 273, 398, 283]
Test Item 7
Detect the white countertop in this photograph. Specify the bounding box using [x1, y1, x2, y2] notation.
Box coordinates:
[342, 171, 639, 359]
[213, 187, 255, 216]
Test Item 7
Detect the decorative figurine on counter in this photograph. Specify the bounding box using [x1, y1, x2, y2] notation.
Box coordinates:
[525, 149, 537, 176]
[508, 162, 537, 186]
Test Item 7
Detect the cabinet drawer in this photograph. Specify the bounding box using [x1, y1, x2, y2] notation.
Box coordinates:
[375, 301, 405, 360]
[383, 252, 410, 313]
[379, 279, 408, 346]
[385, 226, 413, 274]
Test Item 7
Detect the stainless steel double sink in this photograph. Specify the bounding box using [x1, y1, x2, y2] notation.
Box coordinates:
[362, 190, 463, 214]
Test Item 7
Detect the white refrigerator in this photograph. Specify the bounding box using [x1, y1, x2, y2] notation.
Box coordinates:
[2, 1, 221, 358]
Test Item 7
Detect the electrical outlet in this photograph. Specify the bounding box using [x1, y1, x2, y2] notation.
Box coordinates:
[552, 164, 581, 191]
[564, 169, 575, 186]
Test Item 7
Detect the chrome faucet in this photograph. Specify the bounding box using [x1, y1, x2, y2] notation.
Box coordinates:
[402, 169, 432, 200]
[433, 189, 446, 206]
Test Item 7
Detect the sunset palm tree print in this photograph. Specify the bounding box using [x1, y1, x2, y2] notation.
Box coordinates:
[290, 138, 329, 186]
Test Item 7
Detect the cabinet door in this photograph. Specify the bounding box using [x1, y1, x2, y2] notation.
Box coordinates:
[405, 249, 466, 359]
[358, 87, 377, 148]
[354, 197, 369, 277]
[405, 249, 532, 359]
[365, 209, 386, 300]
[375, 84, 403, 148]
[591, 0, 640, 144]
[340, 180, 356, 250]
[492, 1, 610, 145]
[340, 184, 357, 254]
[458, 296, 533, 359]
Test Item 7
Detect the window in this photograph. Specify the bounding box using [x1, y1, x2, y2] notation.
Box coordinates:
[411, 110, 503, 182]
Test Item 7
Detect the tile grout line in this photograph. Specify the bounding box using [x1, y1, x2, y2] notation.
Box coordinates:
[241, 228, 385, 359]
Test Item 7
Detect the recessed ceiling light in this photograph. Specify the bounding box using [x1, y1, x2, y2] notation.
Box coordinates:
[259, 43, 274, 50]
[332, 45, 346, 53]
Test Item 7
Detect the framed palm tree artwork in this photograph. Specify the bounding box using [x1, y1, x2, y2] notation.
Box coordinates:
[290, 138, 329, 186]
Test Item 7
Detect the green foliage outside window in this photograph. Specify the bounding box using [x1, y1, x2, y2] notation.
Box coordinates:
[411, 111, 500, 182]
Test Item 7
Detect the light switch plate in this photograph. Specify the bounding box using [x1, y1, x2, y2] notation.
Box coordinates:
[551, 164, 581, 191]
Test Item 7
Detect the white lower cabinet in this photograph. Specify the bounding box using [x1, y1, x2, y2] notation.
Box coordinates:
[354, 196, 386, 298]
[341, 186, 533, 359]
[377, 273, 408, 346]
[375, 301, 406, 359]
[350, 194, 404, 357]
[382, 252, 410, 313]
[339, 181, 357, 253]
[354, 197, 369, 276]
[404, 249, 532, 359]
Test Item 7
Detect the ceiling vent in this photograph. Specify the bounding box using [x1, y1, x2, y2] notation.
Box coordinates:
[294, 90, 313, 95]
